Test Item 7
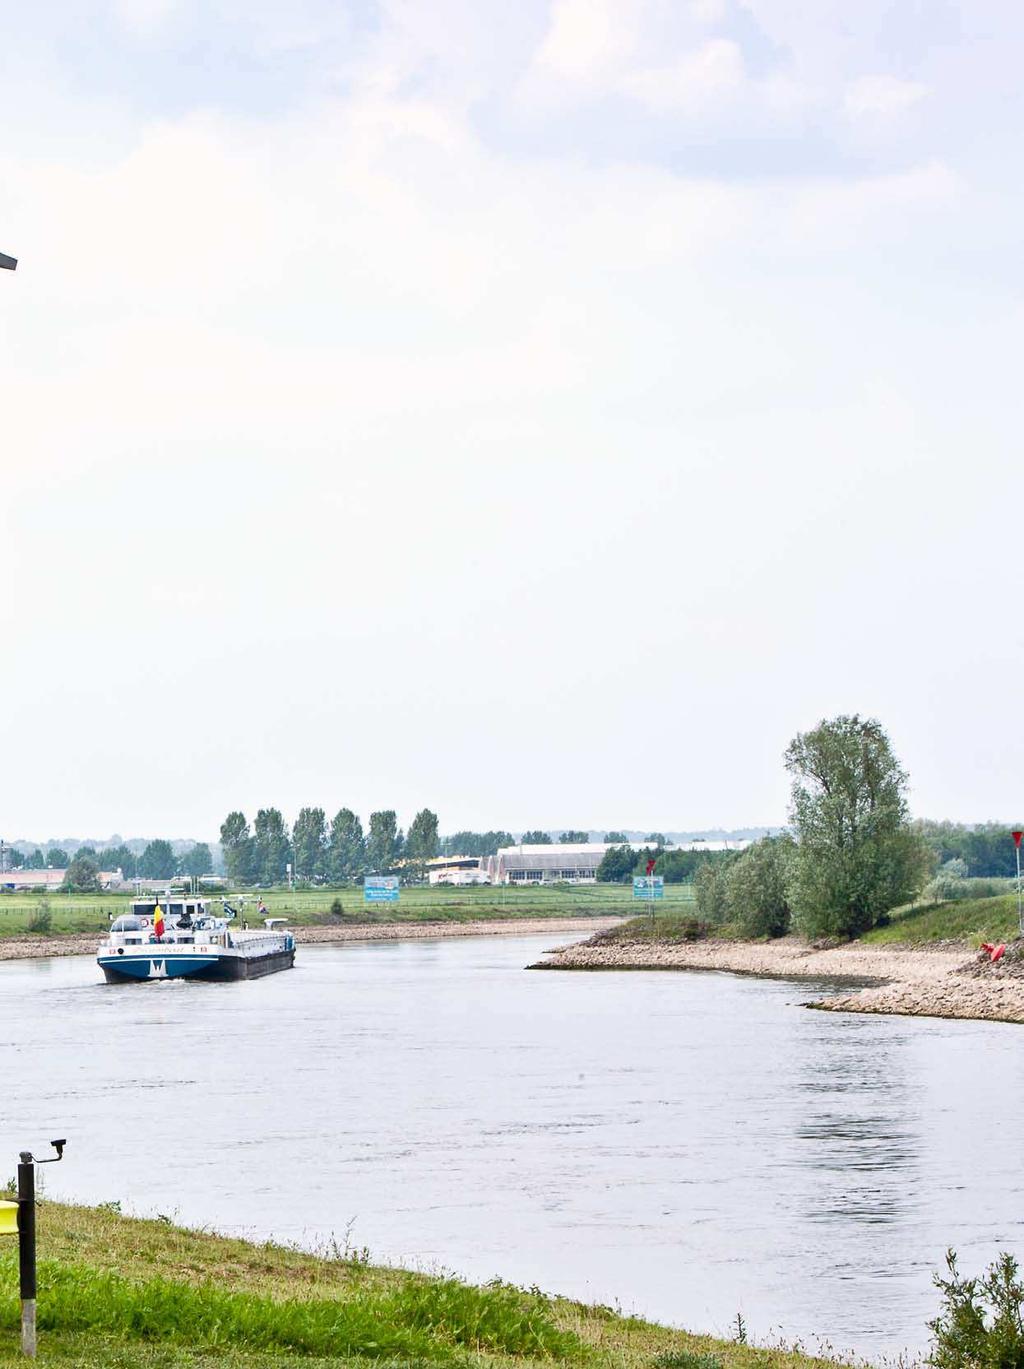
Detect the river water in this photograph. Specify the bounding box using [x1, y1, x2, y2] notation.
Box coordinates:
[2, 932, 1023, 1361]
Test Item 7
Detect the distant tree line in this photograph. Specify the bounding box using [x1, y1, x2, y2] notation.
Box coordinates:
[218, 807, 441, 884]
[913, 821, 1021, 878]
[8, 842, 212, 882]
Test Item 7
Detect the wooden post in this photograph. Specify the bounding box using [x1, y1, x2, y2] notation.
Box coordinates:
[17, 1154, 36, 1358]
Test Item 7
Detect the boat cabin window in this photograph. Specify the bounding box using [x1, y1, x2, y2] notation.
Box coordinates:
[111, 916, 144, 933]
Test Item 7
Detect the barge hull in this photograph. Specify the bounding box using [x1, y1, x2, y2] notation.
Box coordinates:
[99, 948, 295, 983]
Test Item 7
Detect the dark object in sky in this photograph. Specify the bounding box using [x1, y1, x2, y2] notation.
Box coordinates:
[0, 251, 16, 270]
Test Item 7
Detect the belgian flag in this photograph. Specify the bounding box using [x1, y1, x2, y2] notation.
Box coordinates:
[153, 903, 165, 940]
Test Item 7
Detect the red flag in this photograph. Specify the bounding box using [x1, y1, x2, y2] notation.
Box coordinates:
[645, 857, 656, 876]
[1013, 831, 1023, 849]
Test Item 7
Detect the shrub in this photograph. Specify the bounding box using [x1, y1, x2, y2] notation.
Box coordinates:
[724, 836, 795, 939]
[329, 898, 344, 916]
[929, 1249, 1024, 1369]
[694, 862, 729, 925]
[28, 900, 52, 934]
[652, 1353, 723, 1369]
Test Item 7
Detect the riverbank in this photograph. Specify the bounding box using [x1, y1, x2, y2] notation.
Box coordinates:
[0, 1200, 842, 1368]
[530, 931, 1024, 1024]
[0, 916, 626, 962]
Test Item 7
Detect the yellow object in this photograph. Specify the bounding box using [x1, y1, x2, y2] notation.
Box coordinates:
[0, 1200, 17, 1237]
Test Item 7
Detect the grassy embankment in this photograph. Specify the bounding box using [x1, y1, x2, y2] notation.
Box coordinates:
[0, 885, 695, 941]
[0, 1201, 834, 1369]
[861, 892, 1021, 946]
[593, 893, 1023, 950]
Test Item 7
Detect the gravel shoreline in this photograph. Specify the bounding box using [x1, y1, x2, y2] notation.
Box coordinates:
[0, 917, 626, 964]
[529, 934, 1024, 1024]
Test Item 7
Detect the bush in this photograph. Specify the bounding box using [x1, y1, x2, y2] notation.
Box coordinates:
[27, 900, 52, 934]
[724, 836, 795, 939]
[693, 862, 729, 925]
[329, 898, 344, 917]
[923, 874, 1012, 903]
[929, 1249, 1024, 1369]
[652, 1354, 723, 1369]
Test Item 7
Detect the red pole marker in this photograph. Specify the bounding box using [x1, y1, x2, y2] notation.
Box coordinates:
[1013, 831, 1023, 848]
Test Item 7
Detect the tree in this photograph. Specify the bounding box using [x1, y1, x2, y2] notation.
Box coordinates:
[220, 812, 256, 884]
[62, 854, 101, 893]
[441, 831, 515, 857]
[76, 845, 97, 861]
[139, 839, 175, 880]
[785, 715, 931, 939]
[98, 844, 136, 877]
[645, 833, 667, 846]
[724, 836, 795, 939]
[519, 831, 551, 845]
[328, 809, 365, 881]
[253, 808, 291, 885]
[181, 843, 213, 877]
[47, 847, 69, 868]
[694, 861, 729, 925]
[8, 847, 25, 869]
[292, 807, 328, 881]
[603, 831, 629, 844]
[596, 845, 638, 883]
[366, 811, 402, 873]
[405, 809, 440, 863]
[559, 830, 589, 844]
[28, 849, 45, 869]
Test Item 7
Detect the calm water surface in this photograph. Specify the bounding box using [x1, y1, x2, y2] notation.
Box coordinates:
[2, 933, 1023, 1360]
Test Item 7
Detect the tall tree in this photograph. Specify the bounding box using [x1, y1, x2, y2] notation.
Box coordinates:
[519, 831, 551, 845]
[7, 847, 25, 869]
[645, 833, 667, 846]
[181, 843, 213, 877]
[596, 845, 638, 883]
[28, 849, 45, 869]
[47, 847, 69, 868]
[292, 807, 328, 880]
[253, 808, 291, 885]
[785, 715, 931, 938]
[603, 831, 629, 844]
[328, 809, 365, 881]
[220, 812, 256, 884]
[559, 830, 589, 844]
[366, 811, 402, 873]
[405, 809, 440, 862]
[139, 839, 175, 880]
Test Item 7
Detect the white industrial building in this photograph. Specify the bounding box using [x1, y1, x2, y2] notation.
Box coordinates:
[483, 840, 750, 886]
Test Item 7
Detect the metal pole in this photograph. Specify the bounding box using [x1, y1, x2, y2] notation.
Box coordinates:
[17, 1154, 36, 1358]
[1017, 840, 1022, 937]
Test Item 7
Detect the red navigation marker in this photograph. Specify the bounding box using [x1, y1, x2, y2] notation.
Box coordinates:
[1013, 831, 1023, 848]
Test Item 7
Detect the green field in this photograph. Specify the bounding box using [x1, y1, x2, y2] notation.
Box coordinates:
[0, 1200, 839, 1369]
[0, 883, 695, 940]
[861, 892, 1022, 946]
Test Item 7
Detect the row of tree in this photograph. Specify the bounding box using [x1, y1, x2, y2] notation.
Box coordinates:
[7, 842, 212, 881]
[219, 808, 442, 884]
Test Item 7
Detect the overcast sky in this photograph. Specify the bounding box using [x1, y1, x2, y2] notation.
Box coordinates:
[1, 0, 1020, 841]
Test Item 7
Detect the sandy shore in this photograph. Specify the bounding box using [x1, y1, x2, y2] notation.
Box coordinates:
[530, 934, 1024, 1024]
[0, 917, 625, 964]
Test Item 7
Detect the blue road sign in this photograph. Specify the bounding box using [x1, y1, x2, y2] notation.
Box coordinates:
[633, 876, 664, 900]
[364, 876, 400, 903]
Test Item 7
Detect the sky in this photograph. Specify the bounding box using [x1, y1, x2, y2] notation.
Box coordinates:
[1, 0, 1021, 841]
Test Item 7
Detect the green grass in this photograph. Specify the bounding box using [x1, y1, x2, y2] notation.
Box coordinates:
[0, 885, 695, 941]
[861, 892, 1022, 946]
[0, 1202, 846, 1369]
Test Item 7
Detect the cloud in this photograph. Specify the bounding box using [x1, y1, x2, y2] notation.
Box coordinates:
[533, 0, 640, 80]
[617, 39, 745, 112]
[844, 74, 928, 118]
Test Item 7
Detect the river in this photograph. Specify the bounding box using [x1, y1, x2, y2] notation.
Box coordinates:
[2, 932, 1023, 1360]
